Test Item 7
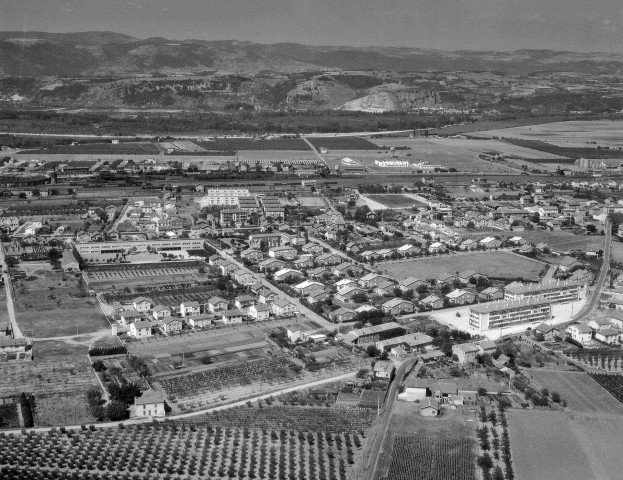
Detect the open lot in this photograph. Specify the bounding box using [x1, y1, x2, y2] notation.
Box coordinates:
[507, 410, 597, 480]
[470, 120, 623, 148]
[525, 370, 623, 414]
[498, 230, 603, 252]
[380, 251, 547, 282]
[13, 265, 109, 338]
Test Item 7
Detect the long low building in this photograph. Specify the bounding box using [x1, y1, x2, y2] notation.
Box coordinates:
[504, 279, 587, 303]
[338, 322, 406, 345]
[469, 298, 553, 332]
[76, 238, 205, 255]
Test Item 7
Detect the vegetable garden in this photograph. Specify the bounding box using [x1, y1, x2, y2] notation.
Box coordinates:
[588, 374, 623, 404]
[383, 435, 476, 480]
[0, 410, 371, 479]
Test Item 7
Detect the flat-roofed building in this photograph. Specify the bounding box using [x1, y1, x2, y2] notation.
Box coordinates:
[469, 298, 553, 332]
[504, 279, 586, 303]
[200, 188, 251, 206]
[76, 238, 204, 255]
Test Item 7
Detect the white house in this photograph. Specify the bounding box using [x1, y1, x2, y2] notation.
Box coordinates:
[249, 303, 271, 321]
[567, 323, 593, 345]
[271, 299, 298, 317]
[129, 320, 153, 338]
[133, 390, 165, 418]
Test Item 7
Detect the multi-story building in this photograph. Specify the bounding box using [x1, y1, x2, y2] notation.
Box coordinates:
[201, 188, 251, 206]
[219, 209, 248, 225]
[469, 298, 553, 332]
[76, 238, 204, 255]
[504, 280, 586, 303]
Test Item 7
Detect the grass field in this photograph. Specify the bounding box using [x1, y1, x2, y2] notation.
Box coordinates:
[526, 370, 623, 414]
[507, 410, 596, 480]
[498, 230, 603, 252]
[470, 120, 623, 148]
[380, 251, 547, 282]
[366, 194, 423, 209]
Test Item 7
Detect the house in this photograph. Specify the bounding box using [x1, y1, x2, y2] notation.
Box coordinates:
[420, 397, 440, 417]
[566, 323, 593, 345]
[476, 340, 497, 355]
[457, 270, 480, 284]
[381, 298, 416, 315]
[335, 278, 357, 291]
[293, 257, 314, 269]
[330, 307, 356, 323]
[359, 273, 390, 289]
[271, 299, 298, 317]
[452, 343, 480, 364]
[258, 289, 279, 304]
[334, 286, 366, 303]
[333, 262, 363, 277]
[307, 290, 330, 304]
[308, 266, 329, 279]
[249, 303, 271, 321]
[234, 294, 256, 310]
[186, 313, 213, 328]
[218, 261, 238, 276]
[180, 301, 200, 317]
[221, 309, 244, 324]
[478, 287, 504, 302]
[420, 294, 443, 309]
[428, 242, 447, 253]
[316, 252, 343, 266]
[120, 309, 144, 325]
[374, 280, 397, 296]
[397, 244, 420, 257]
[258, 258, 286, 272]
[273, 268, 304, 282]
[436, 273, 456, 286]
[152, 305, 171, 320]
[399, 277, 427, 292]
[241, 248, 264, 263]
[269, 245, 298, 260]
[129, 320, 154, 338]
[233, 270, 255, 286]
[207, 296, 228, 313]
[293, 280, 325, 297]
[302, 242, 324, 255]
[480, 237, 502, 249]
[535, 323, 559, 341]
[133, 390, 166, 418]
[132, 297, 154, 313]
[373, 361, 395, 379]
[160, 316, 183, 334]
[445, 289, 476, 305]
[286, 323, 316, 343]
[459, 239, 478, 251]
[595, 328, 620, 345]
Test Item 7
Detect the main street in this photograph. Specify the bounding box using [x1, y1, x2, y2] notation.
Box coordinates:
[0, 242, 23, 338]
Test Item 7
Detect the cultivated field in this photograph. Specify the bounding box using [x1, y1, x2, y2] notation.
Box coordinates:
[525, 370, 623, 414]
[470, 120, 623, 148]
[588, 374, 623, 404]
[84, 261, 211, 289]
[380, 251, 547, 282]
[34, 393, 95, 427]
[507, 410, 596, 480]
[298, 196, 327, 207]
[500, 230, 603, 252]
[383, 435, 475, 480]
[0, 358, 98, 397]
[0, 407, 375, 479]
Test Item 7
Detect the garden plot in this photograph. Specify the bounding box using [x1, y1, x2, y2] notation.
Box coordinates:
[380, 251, 547, 282]
[366, 194, 426, 209]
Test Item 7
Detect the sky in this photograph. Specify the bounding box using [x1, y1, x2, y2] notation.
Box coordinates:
[2, 0, 623, 52]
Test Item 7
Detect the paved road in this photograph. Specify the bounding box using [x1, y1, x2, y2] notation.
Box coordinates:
[0, 242, 23, 338]
[359, 357, 416, 480]
[218, 248, 336, 330]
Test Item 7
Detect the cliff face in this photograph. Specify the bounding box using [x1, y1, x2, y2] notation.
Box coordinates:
[339, 89, 440, 112]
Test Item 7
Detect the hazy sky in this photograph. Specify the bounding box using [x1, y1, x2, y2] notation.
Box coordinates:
[2, 0, 623, 52]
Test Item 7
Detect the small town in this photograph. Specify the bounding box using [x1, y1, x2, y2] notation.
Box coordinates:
[2, 4, 623, 479]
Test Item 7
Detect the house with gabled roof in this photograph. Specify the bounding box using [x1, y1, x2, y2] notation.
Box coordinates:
[207, 296, 228, 313]
[445, 289, 475, 305]
[381, 298, 416, 315]
[420, 294, 443, 310]
[180, 301, 200, 317]
[272, 299, 298, 317]
[152, 305, 171, 320]
[398, 277, 427, 292]
[132, 297, 154, 313]
[159, 316, 183, 334]
[249, 303, 271, 321]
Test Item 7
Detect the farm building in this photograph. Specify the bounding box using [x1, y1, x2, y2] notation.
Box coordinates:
[468, 298, 553, 331]
[133, 390, 166, 418]
[420, 398, 440, 417]
[338, 322, 406, 345]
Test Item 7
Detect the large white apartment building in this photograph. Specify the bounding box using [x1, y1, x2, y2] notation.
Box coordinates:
[504, 280, 586, 303]
[76, 238, 204, 255]
[469, 298, 553, 332]
[200, 188, 251, 206]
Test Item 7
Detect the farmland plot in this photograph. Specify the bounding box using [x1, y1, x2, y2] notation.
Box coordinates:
[526, 370, 623, 414]
[383, 435, 476, 480]
[507, 410, 607, 480]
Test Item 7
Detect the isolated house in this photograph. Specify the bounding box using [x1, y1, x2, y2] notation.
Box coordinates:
[134, 390, 165, 418]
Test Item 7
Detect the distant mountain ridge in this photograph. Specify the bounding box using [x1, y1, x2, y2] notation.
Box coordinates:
[1, 31, 623, 76]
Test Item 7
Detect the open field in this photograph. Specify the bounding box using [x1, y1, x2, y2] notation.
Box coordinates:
[366, 194, 424, 209]
[236, 149, 322, 164]
[307, 136, 378, 150]
[380, 251, 547, 282]
[507, 410, 597, 480]
[197, 137, 311, 150]
[298, 196, 327, 207]
[0, 407, 373, 479]
[498, 230, 603, 252]
[34, 393, 95, 427]
[525, 370, 623, 414]
[470, 120, 623, 148]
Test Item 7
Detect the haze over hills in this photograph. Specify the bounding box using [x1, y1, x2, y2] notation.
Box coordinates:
[1, 31, 623, 77]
